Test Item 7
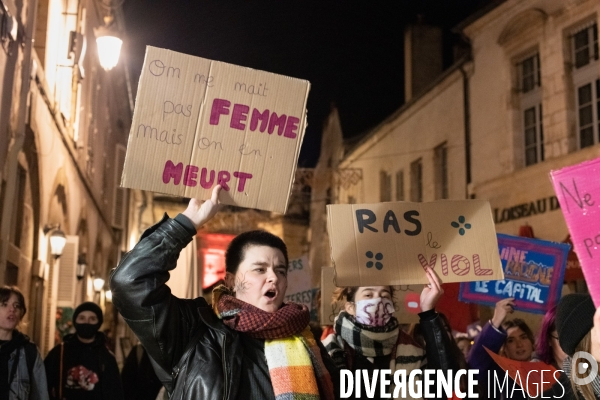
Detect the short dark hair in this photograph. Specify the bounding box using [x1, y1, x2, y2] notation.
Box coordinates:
[0, 286, 26, 318]
[503, 318, 535, 345]
[225, 230, 288, 275]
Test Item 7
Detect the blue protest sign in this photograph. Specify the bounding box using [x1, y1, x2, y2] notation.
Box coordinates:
[459, 234, 569, 314]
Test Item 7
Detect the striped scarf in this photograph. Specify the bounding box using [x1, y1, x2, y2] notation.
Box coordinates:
[322, 311, 426, 399]
[213, 285, 335, 400]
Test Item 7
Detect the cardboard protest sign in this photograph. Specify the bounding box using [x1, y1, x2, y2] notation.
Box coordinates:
[285, 255, 312, 309]
[551, 158, 600, 307]
[327, 200, 503, 286]
[484, 347, 558, 395]
[121, 46, 310, 213]
[319, 267, 423, 325]
[459, 234, 569, 314]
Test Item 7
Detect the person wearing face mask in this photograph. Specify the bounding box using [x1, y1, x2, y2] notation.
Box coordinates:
[43, 302, 124, 400]
[322, 268, 457, 400]
[110, 186, 338, 400]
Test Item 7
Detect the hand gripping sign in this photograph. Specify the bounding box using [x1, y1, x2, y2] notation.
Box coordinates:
[121, 46, 310, 213]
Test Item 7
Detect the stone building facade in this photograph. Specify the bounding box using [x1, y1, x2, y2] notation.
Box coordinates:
[0, 0, 131, 355]
[328, 0, 598, 329]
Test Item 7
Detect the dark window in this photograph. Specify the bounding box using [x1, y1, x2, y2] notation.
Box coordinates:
[5, 262, 18, 286]
[524, 105, 544, 165]
[395, 170, 405, 201]
[434, 144, 448, 199]
[573, 24, 599, 69]
[577, 81, 598, 148]
[379, 171, 391, 202]
[518, 53, 541, 93]
[410, 159, 423, 202]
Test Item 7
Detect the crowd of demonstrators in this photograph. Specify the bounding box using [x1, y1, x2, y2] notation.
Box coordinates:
[110, 186, 338, 400]
[322, 269, 458, 400]
[0, 286, 48, 400]
[4, 184, 600, 400]
[44, 302, 123, 400]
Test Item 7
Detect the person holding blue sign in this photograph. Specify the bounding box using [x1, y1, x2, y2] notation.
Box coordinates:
[322, 268, 458, 400]
[110, 186, 339, 400]
[468, 298, 535, 399]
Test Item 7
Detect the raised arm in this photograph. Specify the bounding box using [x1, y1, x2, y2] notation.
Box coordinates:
[418, 267, 457, 371]
[109, 186, 221, 372]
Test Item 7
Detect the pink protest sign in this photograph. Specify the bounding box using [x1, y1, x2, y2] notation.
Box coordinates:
[550, 158, 600, 307]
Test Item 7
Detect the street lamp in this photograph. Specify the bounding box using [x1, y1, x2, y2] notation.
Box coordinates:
[43, 225, 67, 259]
[93, 277, 105, 293]
[76, 254, 87, 280]
[94, 14, 122, 71]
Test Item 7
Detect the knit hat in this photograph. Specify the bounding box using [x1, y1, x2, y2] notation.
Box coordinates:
[555, 294, 596, 356]
[73, 302, 103, 326]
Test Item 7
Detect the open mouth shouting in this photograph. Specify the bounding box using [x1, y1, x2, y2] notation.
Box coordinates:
[264, 289, 277, 301]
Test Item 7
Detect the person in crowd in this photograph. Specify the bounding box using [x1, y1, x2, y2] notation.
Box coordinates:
[121, 343, 163, 400]
[455, 337, 472, 360]
[0, 286, 48, 400]
[468, 297, 536, 399]
[556, 293, 600, 400]
[322, 268, 458, 400]
[44, 302, 124, 400]
[110, 186, 338, 400]
[533, 305, 567, 368]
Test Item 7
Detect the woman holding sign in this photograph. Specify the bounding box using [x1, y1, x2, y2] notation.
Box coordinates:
[110, 186, 338, 400]
[322, 269, 457, 400]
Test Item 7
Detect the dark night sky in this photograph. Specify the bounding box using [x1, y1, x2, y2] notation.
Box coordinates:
[122, 1, 492, 167]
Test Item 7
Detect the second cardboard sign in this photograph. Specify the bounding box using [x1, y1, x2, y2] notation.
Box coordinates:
[327, 200, 504, 286]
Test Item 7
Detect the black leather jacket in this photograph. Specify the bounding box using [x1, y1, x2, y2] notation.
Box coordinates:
[110, 214, 339, 400]
[111, 214, 456, 400]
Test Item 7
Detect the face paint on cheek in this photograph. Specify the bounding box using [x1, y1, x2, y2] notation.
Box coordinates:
[355, 298, 395, 327]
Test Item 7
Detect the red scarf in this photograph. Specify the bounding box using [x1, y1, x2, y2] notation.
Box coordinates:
[213, 285, 310, 339]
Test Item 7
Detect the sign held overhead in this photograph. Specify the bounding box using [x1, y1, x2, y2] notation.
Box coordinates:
[327, 200, 504, 286]
[550, 157, 600, 307]
[121, 46, 311, 213]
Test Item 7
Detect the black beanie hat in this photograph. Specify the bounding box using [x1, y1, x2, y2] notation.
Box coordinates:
[73, 302, 103, 326]
[555, 294, 596, 356]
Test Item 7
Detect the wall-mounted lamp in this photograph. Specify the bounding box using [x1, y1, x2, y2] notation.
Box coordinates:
[94, 14, 122, 71]
[105, 290, 112, 302]
[43, 224, 67, 259]
[93, 277, 105, 293]
[77, 254, 87, 280]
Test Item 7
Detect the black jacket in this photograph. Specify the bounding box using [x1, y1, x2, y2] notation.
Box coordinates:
[44, 333, 123, 400]
[110, 214, 339, 400]
[121, 344, 163, 400]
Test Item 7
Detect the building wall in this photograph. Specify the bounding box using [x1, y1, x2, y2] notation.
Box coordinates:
[464, 0, 600, 242]
[338, 68, 467, 204]
[0, 0, 131, 354]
